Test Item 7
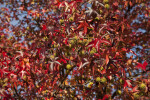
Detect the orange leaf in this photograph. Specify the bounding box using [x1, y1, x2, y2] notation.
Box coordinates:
[132, 85, 139, 92]
[106, 54, 109, 65]
[121, 24, 124, 33]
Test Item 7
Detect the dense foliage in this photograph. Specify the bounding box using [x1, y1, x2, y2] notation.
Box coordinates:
[0, 0, 149, 99]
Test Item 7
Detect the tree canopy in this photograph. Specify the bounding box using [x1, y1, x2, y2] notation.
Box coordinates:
[0, 0, 149, 100]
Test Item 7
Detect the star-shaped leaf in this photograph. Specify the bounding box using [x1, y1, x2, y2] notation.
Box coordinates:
[136, 61, 148, 71]
[76, 21, 89, 34]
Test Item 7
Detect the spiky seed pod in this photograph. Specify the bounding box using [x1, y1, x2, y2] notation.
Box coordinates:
[66, 64, 72, 70]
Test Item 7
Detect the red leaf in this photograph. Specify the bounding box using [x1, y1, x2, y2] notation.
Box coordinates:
[54, 0, 61, 7]
[39, 86, 43, 93]
[42, 25, 47, 30]
[136, 61, 148, 71]
[76, 21, 89, 34]
[101, 69, 106, 74]
[63, 38, 68, 45]
[37, 48, 41, 54]
[143, 61, 148, 69]
[94, 53, 100, 57]
[60, 58, 67, 64]
[102, 94, 109, 100]
[50, 97, 54, 100]
[112, 2, 118, 11]
[54, 30, 60, 32]
[86, 38, 110, 51]
[0, 67, 9, 77]
[2, 52, 8, 58]
[75, 0, 82, 2]
[124, 80, 132, 89]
